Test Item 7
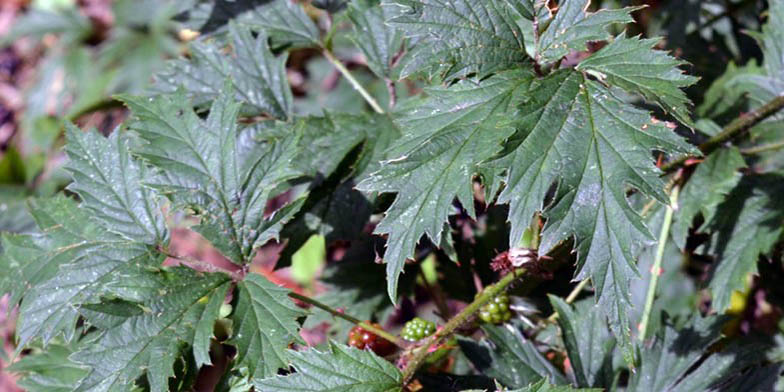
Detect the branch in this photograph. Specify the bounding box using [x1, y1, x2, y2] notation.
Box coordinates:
[287, 292, 408, 349]
[322, 49, 385, 114]
[638, 184, 680, 341]
[401, 267, 529, 385]
[662, 95, 784, 173]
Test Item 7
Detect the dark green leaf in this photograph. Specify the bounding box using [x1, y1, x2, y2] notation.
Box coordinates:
[253, 341, 402, 391]
[348, 0, 404, 80]
[576, 35, 699, 127]
[154, 23, 293, 119]
[121, 86, 302, 264]
[241, 0, 321, 49]
[671, 147, 745, 250]
[7, 342, 88, 392]
[703, 174, 784, 312]
[548, 297, 615, 388]
[71, 269, 230, 392]
[458, 322, 566, 388]
[64, 124, 167, 245]
[508, 378, 603, 392]
[386, 0, 528, 80]
[495, 70, 696, 355]
[358, 70, 536, 302]
[536, 1, 637, 65]
[230, 273, 307, 380]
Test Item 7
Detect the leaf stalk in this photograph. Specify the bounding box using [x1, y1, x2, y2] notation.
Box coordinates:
[638, 184, 680, 341]
[322, 49, 385, 114]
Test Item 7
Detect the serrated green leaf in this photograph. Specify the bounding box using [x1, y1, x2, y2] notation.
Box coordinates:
[71, 269, 230, 392]
[548, 297, 615, 388]
[193, 281, 231, 368]
[386, 0, 529, 80]
[7, 342, 89, 392]
[458, 322, 566, 388]
[697, 61, 764, 119]
[357, 70, 535, 302]
[630, 315, 769, 392]
[494, 69, 696, 355]
[64, 124, 167, 245]
[629, 315, 726, 391]
[703, 174, 784, 312]
[536, 1, 637, 65]
[671, 147, 746, 250]
[746, 1, 784, 78]
[576, 35, 699, 127]
[121, 85, 302, 264]
[14, 196, 144, 349]
[154, 23, 293, 119]
[244, 114, 366, 181]
[0, 232, 45, 311]
[230, 273, 307, 380]
[508, 378, 603, 392]
[241, 0, 320, 49]
[253, 341, 402, 391]
[348, 0, 404, 80]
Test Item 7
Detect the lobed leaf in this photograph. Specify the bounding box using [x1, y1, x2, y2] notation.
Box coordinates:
[71, 269, 230, 392]
[357, 70, 535, 302]
[154, 23, 293, 119]
[576, 35, 699, 127]
[121, 85, 302, 264]
[494, 69, 697, 357]
[458, 322, 566, 388]
[703, 174, 784, 312]
[385, 0, 528, 80]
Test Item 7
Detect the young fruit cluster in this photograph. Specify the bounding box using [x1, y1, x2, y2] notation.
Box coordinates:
[401, 317, 436, 341]
[347, 323, 395, 356]
[478, 294, 512, 324]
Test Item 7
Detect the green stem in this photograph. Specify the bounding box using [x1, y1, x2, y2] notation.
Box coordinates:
[287, 292, 406, 349]
[638, 185, 680, 341]
[322, 49, 385, 114]
[401, 267, 529, 385]
[662, 95, 784, 173]
[740, 140, 784, 155]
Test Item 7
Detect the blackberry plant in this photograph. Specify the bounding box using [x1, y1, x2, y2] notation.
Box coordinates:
[1, 0, 784, 391]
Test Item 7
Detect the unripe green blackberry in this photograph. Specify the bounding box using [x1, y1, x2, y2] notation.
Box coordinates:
[478, 294, 512, 324]
[401, 317, 436, 341]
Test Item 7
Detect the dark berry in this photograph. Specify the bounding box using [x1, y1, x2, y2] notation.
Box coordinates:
[347, 322, 395, 356]
[478, 294, 513, 324]
[401, 317, 436, 341]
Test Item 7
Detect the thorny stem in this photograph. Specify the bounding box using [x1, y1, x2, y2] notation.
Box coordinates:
[401, 267, 530, 385]
[322, 49, 385, 114]
[662, 95, 784, 173]
[287, 292, 407, 349]
[638, 184, 680, 341]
